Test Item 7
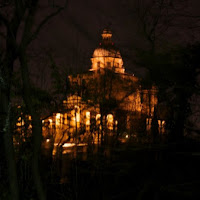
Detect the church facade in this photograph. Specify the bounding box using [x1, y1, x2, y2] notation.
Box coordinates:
[42, 29, 163, 144]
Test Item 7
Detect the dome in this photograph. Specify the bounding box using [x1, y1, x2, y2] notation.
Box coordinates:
[93, 47, 122, 58]
[90, 29, 125, 73]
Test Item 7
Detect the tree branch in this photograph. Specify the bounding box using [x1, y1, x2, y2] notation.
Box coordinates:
[20, 0, 39, 47]
[28, 3, 67, 44]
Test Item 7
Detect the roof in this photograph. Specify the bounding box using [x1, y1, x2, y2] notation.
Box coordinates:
[92, 29, 122, 59]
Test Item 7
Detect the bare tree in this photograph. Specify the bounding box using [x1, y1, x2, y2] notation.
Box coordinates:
[120, 0, 200, 53]
[0, 1, 67, 199]
[132, 0, 187, 51]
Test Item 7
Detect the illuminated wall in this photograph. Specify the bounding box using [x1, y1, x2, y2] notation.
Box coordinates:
[39, 29, 162, 142]
[107, 114, 114, 130]
[85, 111, 90, 131]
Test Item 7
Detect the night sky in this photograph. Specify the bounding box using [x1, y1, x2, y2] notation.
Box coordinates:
[1, 2, 200, 199]
[28, 0, 200, 89]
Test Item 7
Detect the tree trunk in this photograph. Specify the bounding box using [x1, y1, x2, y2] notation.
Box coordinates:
[19, 50, 46, 200]
[100, 105, 104, 144]
[0, 50, 19, 199]
[151, 111, 159, 143]
[31, 117, 45, 200]
[0, 89, 19, 200]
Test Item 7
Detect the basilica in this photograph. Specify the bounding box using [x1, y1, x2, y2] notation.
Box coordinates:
[42, 29, 164, 143]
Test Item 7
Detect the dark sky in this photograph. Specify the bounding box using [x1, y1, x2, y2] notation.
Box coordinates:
[30, 0, 200, 89]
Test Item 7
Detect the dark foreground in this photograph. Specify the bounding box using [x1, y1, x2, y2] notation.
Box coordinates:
[42, 140, 200, 200]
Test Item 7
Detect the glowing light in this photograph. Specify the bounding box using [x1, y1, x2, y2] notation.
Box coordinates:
[125, 134, 129, 138]
[101, 29, 112, 39]
[63, 100, 67, 104]
[74, 106, 80, 123]
[62, 143, 76, 148]
[55, 113, 63, 128]
[56, 113, 61, 119]
[86, 111, 90, 118]
[46, 139, 50, 143]
[107, 114, 114, 130]
[146, 118, 152, 125]
[96, 114, 101, 120]
[86, 111, 90, 126]
[158, 120, 161, 127]
[16, 117, 24, 127]
[76, 113, 80, 123]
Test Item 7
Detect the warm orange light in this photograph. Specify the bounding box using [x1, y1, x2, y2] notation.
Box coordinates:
[86, 111, 90, 126]
[158, 120, 161, 128]
[107, 114, 114, 130]
[64, 113, 67, 125]
[56, 113, 63, 128]
[16, 117, 24, 127]
[62, 143, 75, 148]
[56, 113, 61, 119]
[63, 100, 67, 104]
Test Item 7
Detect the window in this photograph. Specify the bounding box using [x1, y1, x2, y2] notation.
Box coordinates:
[107, 62, 111, 68]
